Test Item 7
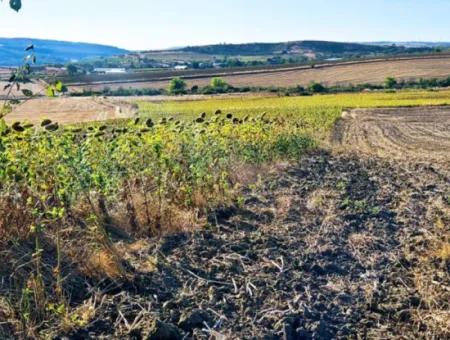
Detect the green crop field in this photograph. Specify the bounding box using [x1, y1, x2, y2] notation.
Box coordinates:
[138, 89, 450, 137]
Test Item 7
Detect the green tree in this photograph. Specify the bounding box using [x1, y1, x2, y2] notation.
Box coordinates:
[308, 82, 326, 93]
[168, 77, 187, 95]
[385, 77, 398, 89]
[67, 64, 78, 76]
[211, 77, 229, 90]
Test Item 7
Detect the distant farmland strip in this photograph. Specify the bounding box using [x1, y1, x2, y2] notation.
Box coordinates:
[66, 54, 450, 93]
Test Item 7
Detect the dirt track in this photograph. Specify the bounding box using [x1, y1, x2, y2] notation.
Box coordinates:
[332, 106, 450, 166]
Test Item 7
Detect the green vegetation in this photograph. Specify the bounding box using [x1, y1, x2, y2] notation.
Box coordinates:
[308, 82, 327, 93]
[138, 89, 450, 134]
[168, 77, 187, 95]
[181, 40, 437, 58]
[385, 76, 398, 89]
[66, 64, 78, 76]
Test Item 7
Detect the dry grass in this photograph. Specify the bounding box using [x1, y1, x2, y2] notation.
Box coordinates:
[306, 189, 339, 212]
[406, 197, 450, 336]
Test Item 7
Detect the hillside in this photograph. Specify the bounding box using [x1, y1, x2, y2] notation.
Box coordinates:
[179, 40, 434, 57]
[0, 37, 129, 66]
[368, 41, 450, 48]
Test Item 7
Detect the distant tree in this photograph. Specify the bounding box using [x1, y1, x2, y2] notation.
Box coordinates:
[384, 77, 398, 89]
[211, 77, 228, 89]
[192, 61, 200, 69]
[208, 77, 230, 93]
[308, 82, 326, 93]
[168, 77, 187, 95]
[67, 64, 78, 76]
[191, 85, 199, 93]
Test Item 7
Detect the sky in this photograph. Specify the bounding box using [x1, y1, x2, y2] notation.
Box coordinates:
[1, 0, 449, 50]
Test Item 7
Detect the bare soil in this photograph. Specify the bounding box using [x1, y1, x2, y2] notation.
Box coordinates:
[47, 151, 449, 339]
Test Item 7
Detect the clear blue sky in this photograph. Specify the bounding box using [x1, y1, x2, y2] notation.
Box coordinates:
[1, 0, 449, 50]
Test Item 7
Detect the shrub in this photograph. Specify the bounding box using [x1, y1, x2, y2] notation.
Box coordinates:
[168, 77, 187, 95]
[385, 77, 398, 89]
[308, 82, 326, 93]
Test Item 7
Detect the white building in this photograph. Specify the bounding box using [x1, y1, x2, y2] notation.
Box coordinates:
[174, 65, 188, 70]
[94, 68, 127, 74]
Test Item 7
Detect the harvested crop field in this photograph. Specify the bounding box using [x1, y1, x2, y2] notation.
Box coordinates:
[69, 56, 450, 92]
[48, 151, 449, 339]
[333, 106, 450, 166]
[3, 97, 138, 124]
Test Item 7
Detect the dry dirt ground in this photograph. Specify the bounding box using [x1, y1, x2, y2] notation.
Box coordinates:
[69, 57, 450, 92]
[2, 97, 138, 124]
[25, 107, 444, 339]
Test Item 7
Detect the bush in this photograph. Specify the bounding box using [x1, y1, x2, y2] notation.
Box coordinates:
[168, 77, 187, 95]
[385, 77, 398, 89]
[210, 77, 230, 93]
[308, 82, 326, 93]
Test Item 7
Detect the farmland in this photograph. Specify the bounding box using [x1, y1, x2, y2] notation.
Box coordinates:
[0, 89, 449, 338]
[66, 55, 450, 93]
[3, 97, 138, 124]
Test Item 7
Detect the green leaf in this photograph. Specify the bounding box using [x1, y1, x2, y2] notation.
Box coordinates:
[9, 0, 21, 12]
[46, 86, 55, 97]
[55, 81, 63, 92]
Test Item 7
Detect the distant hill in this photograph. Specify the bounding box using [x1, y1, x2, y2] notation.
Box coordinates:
[0, 38, 128, 66]
[367, 41, 450, 49]
[179, 40, 434, 57]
